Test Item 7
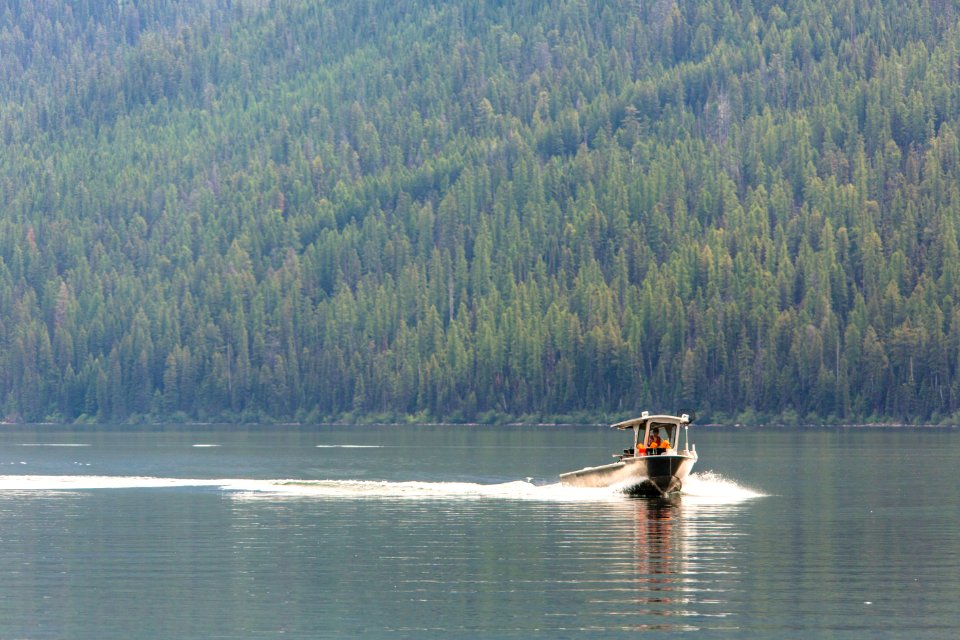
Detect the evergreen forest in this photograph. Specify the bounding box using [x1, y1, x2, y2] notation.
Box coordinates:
[3, 0, 960, 425]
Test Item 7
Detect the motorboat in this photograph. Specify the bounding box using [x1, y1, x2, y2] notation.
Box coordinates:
[560, 412, 697, 497]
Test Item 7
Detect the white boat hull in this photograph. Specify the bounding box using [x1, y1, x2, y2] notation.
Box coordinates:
[560, 453, 697, 496]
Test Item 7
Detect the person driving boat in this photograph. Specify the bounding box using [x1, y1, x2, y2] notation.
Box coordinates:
[647, 429, 669, 453]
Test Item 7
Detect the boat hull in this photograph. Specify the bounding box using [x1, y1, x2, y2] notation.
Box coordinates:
[559, 454, 696, 496]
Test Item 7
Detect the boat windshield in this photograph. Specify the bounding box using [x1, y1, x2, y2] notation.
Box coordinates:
[645, 421, 679, 448]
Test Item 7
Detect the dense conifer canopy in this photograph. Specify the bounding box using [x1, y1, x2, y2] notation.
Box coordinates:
[2, 0, 960, 424]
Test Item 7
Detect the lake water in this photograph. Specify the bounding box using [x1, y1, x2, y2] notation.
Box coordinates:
[0, 424, 958, 638]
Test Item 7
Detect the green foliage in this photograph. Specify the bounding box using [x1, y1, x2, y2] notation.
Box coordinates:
[2, 0, 960, 424]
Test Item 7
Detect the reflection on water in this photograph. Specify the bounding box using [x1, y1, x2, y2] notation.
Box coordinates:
[631, 500, 687, 628]
[575, 487, 753, 633]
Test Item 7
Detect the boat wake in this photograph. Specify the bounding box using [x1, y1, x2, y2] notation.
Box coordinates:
[0, 472, 763, 503]
[314, 444, 382, 448]
[231, 479, 601, 501]
[0, 475, 226, 492]
[18, 443, 91, 447]
[677, 471, 766, 504]
[0, 475, 600, 501]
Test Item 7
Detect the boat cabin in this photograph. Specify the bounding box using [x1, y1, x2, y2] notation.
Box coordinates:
[611, 412, 691, 458]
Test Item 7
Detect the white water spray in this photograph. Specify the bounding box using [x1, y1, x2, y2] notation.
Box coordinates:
[0, 472, 764, 503]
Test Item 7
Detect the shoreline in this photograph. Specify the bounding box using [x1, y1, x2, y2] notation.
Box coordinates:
[2, 420, 957, 429]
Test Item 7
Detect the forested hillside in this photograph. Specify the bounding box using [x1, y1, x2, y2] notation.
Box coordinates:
[2, 0, 960, 424]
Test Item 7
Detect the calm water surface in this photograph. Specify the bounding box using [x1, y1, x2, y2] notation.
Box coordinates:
[0, 425, 958, 638]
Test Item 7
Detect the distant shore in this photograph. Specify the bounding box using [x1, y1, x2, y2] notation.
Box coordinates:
[2, 419, 957, 429]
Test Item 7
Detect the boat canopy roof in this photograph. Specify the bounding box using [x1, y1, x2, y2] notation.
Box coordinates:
[611, 413, 690, 430]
